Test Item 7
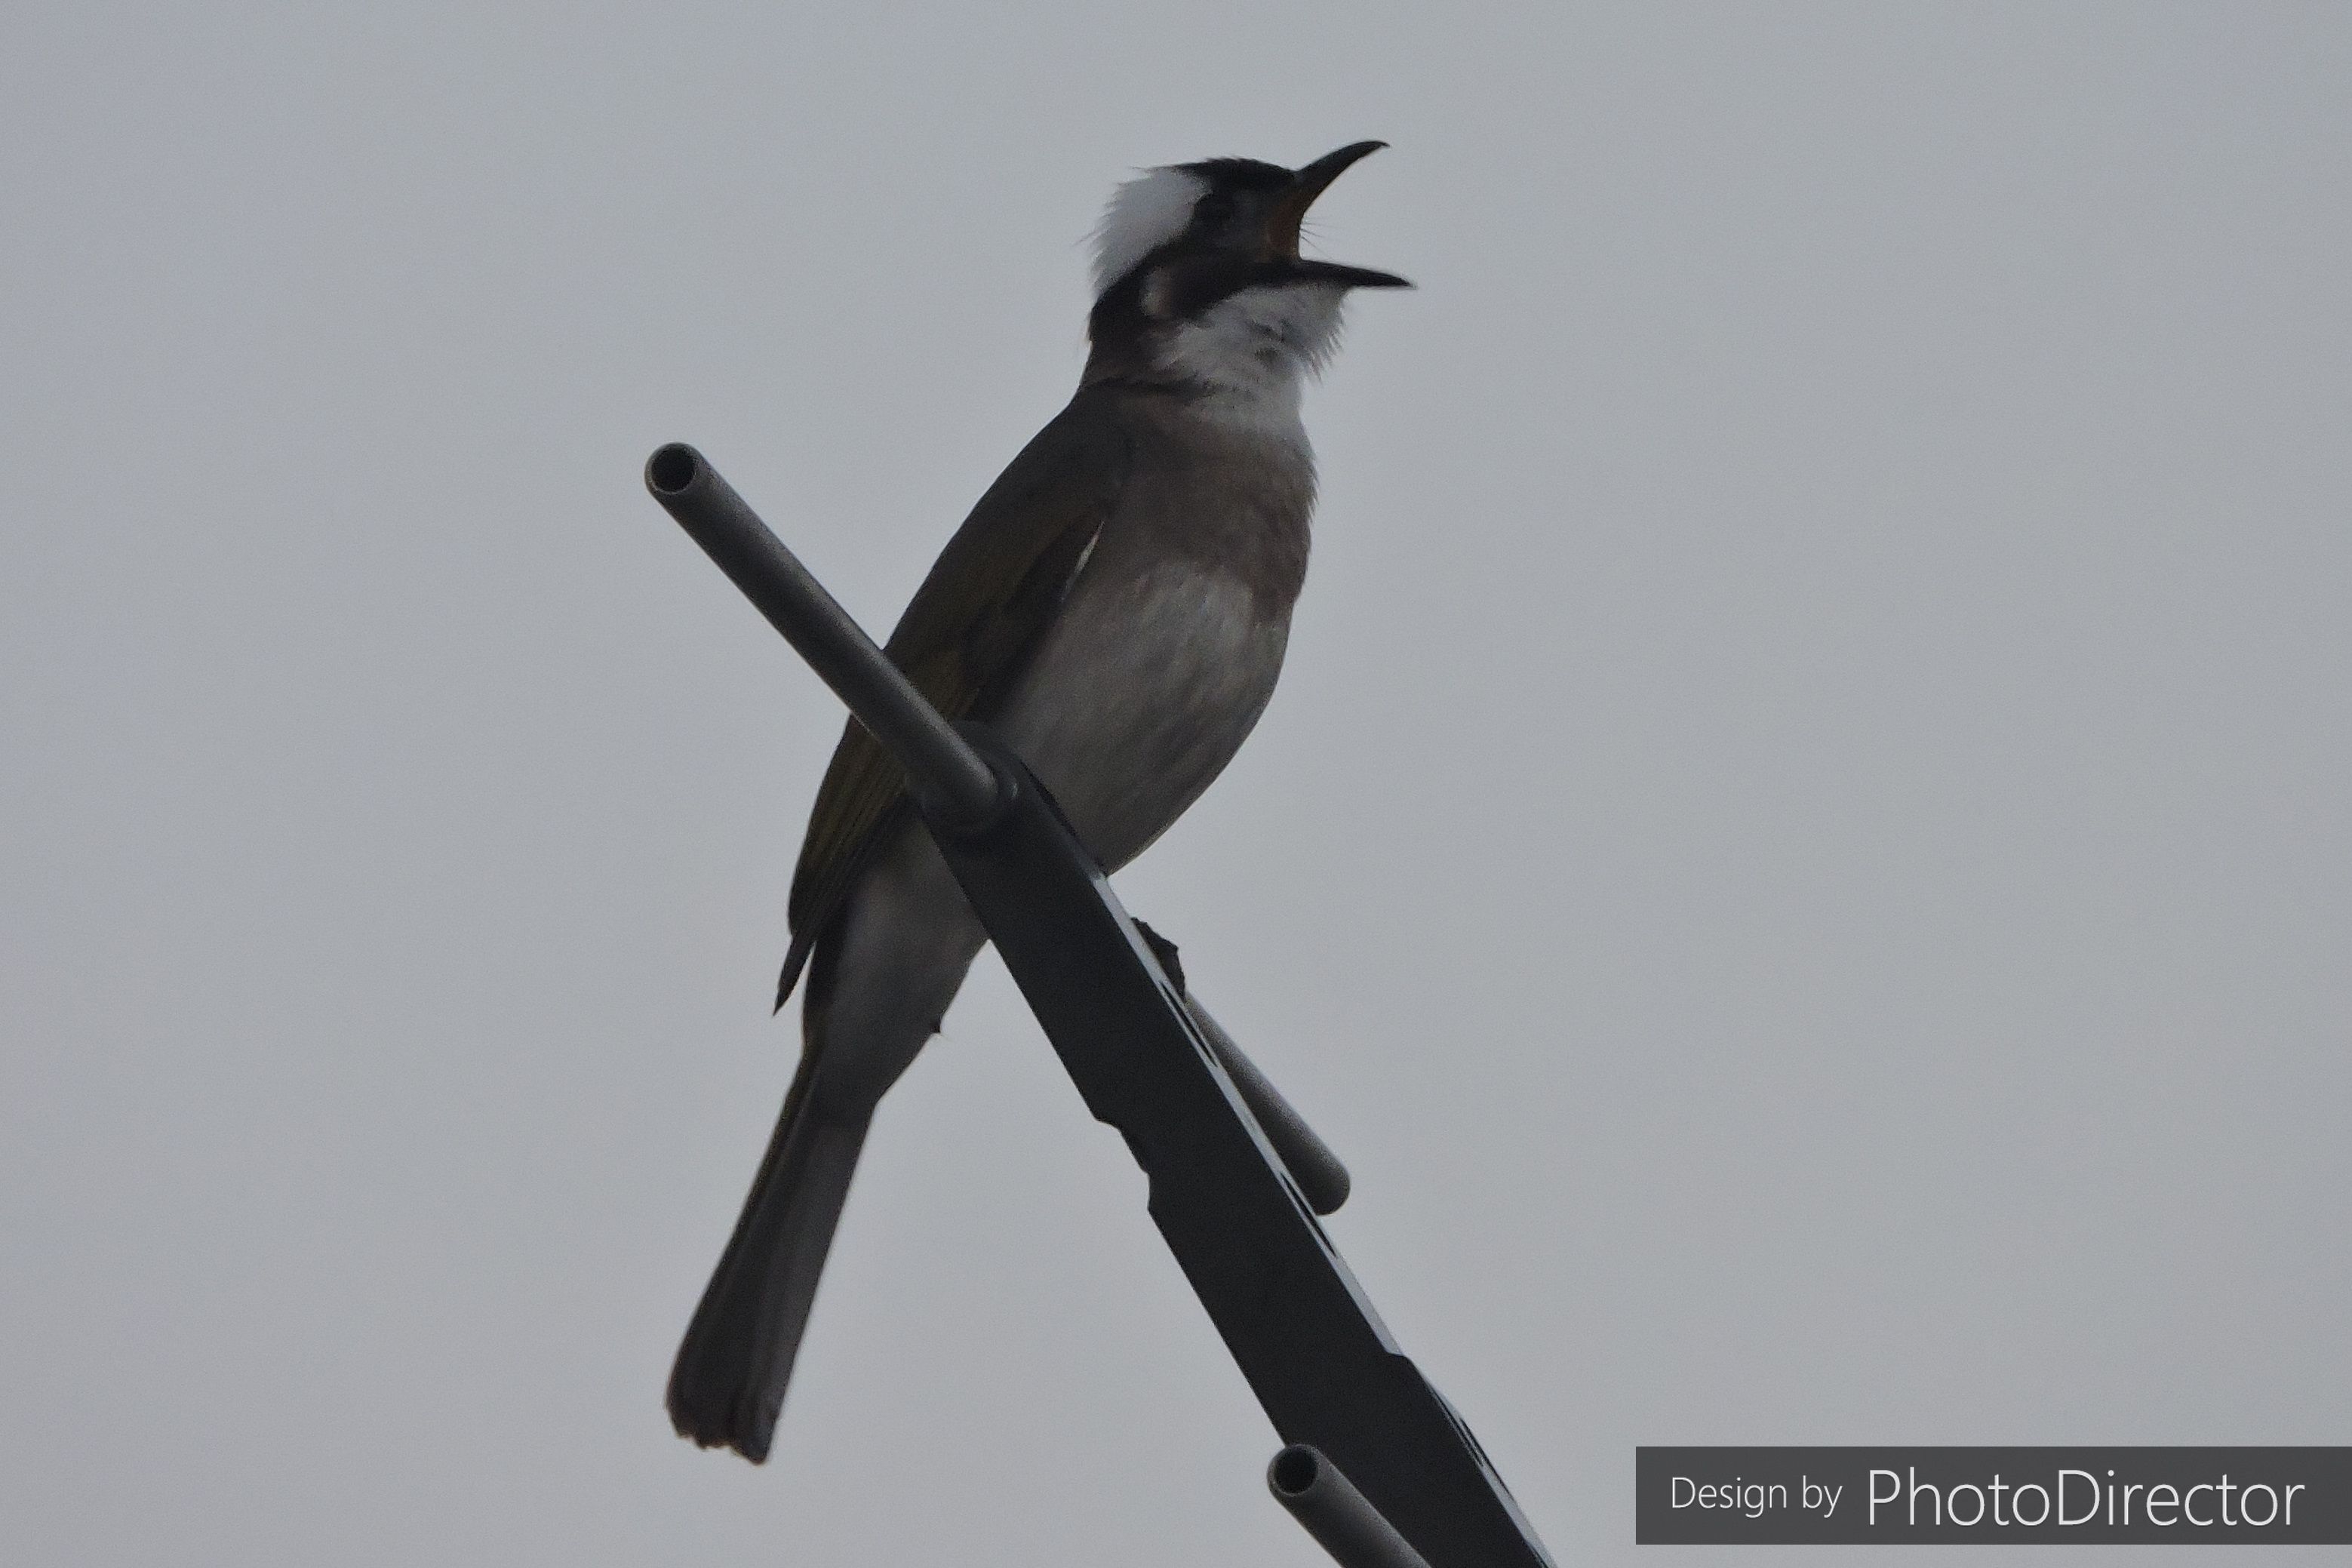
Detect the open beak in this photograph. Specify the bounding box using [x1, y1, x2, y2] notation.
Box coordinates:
[1267, 140, 1412, 290]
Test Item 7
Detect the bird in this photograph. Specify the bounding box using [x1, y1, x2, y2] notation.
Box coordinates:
[668, 143, 1409, 1462]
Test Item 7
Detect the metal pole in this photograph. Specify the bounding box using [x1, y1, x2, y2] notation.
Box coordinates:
[644, 442, 1002, 829]
[1134, 922, 1351, 1216]
[1188, 999, 1351, 1216]
[1270, 1446, 1436, 1568]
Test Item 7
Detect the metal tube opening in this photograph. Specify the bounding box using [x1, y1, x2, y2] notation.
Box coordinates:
[1268, 1443, 1434, 1568]
[647, 442, 699, 495]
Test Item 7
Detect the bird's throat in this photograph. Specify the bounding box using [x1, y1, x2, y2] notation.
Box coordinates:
[1143, 282, 1347, 435]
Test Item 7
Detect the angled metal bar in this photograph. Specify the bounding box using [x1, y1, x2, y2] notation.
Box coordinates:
[1135, 923, 1349, 1216]
[921, 733, 1551, 1568]
[645, 444, 1552, 1568]
[645, 442, 1001, 829]
[1187, 995, 1350, 1216]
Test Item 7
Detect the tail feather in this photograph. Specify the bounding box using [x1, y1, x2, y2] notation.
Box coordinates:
[668, 1055, 870, 1463]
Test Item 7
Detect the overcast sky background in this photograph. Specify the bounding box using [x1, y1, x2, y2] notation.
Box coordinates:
[4, 4, 2347, 1564]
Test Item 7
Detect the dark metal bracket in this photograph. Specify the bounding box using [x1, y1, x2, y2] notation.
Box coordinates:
[646, 442, 1554, 1568]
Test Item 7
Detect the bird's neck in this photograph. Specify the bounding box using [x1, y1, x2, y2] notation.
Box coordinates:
[1084, 282, 1346, 445]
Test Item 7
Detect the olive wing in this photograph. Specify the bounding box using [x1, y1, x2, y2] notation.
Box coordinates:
[773, 392, 1132, 1007]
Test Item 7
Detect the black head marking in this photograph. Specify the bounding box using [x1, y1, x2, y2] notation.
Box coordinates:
[1176, 157, 1295, 191]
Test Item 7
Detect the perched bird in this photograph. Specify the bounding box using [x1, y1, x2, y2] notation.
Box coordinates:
[669, 143, 1409, 1462]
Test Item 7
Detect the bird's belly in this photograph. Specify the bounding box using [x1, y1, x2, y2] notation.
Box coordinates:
[994, 561, 1290, 872]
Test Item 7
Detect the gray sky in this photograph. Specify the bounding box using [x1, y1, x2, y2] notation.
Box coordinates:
[4, 4, 2347, 1564]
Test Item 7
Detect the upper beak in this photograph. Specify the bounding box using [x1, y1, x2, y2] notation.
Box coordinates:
[1267, 140, 1412, 290]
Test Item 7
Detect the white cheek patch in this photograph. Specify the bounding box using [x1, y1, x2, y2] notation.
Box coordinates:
[1093, 167, 1207, 297]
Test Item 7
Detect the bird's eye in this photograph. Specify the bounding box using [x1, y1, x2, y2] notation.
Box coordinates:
[1191, 191, 1237, 230]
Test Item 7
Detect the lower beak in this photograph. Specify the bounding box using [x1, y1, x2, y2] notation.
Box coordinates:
[1284, 258, 1414, 291]
[1267, 141, 1409, 287]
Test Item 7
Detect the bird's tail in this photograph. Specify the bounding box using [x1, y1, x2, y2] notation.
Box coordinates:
[667, 1050, 869, 1463]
